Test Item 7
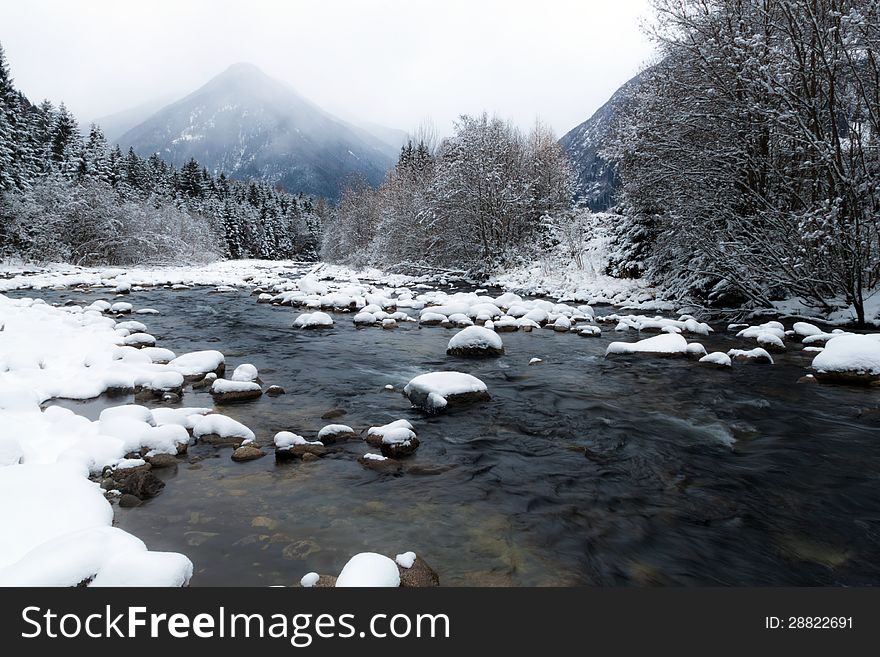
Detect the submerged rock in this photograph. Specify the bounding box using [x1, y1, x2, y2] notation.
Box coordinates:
[357, 453, 401, 472]
[118, 493, 142, 508]
[266, 385, 286, 396]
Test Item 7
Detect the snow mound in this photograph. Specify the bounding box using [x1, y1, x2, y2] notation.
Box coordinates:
[606, 333, 689, 357]
[211, 379, 262, 394]
[404, 372, 489, 413]
[395, 551, 417, 568]
[274, 431, 322, 449]
[336, 552, 400, 587]
[811, 334, 880, 383]
[727, 348, 774, 364]
[300, 572, 320, 588]
[168, 350, 225, 377]
[447, 326, 504, 357]
[293, 312, 334, 329]
[231, 363, 259, 382]
[192, 414, 255, 441]
[699, 352, 732, 368]
[0, 463, 192, 586]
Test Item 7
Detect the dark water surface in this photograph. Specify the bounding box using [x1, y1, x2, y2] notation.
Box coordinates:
[17, 284, 880, 586]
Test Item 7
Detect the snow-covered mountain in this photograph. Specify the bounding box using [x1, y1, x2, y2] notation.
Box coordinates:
[83, 96, 177, 144]
[559, 71, 645, 211]
[116, 63, 397, 199]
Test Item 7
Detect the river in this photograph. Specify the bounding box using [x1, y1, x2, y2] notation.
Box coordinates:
[15, 281, 880, 586]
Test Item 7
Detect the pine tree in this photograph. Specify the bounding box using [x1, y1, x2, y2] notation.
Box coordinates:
[50, 103, 78, 174]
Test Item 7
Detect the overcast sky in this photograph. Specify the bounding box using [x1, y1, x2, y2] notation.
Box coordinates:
[0, 0, 656, 137]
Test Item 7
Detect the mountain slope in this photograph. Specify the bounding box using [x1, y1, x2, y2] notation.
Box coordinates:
[84, 96, 177, 143]
[116, 63, 396, 199]
[559, 70, 646, 211]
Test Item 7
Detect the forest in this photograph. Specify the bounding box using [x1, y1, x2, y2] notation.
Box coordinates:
[0, 45, 322, 266]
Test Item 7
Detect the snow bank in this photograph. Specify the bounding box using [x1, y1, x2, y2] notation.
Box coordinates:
[0, 463, 192, 586]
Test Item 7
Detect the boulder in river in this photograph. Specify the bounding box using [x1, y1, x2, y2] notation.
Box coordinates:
[145, 453, 179, 469]
[727, 348, 774, 364]
[357, 453, 401, 472]
[274, 431, 326, 460]
[379, 433, 420, 459]
[112, 467, 165, 499]
[266, 385, 286, 396]
[210, 378, 263, 403]
[403, 372, 490, 413]
[446, 326, 504, 358]
[397, 554, 440, 587]
[317, 424, 357, 444]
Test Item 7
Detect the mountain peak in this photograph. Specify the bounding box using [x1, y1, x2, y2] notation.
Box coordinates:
[116, 62, 399, 199]
[220, 62, 267, 78]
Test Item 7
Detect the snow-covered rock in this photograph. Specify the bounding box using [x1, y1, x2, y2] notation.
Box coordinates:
[353, 311, 377, 326]
[365, 419, 415, 447]
[727, 348, 774, 364]
[811, 334, 880, 384]
[793, 321, 823, 338]
[395, 551, 417, 569]
[316, 424, 357, 443]
[168, 350, 225, 379]
[605, 333, 689, 357]
[446, 326, 504, 357]
[274, 431, 325, 460]
[336, 552, 400, 588]
[699, 352, 732, 368]
[403, 372, 490, 413]
[192, 414, 255, 445]
[293, 311, 334, 329]
[300, 572, 320, 588]
[210, 378, 262, 403]
[231, 363, 259, 382]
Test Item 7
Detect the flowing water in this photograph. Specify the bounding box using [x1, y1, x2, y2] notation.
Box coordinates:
[18, 282, 880, 586]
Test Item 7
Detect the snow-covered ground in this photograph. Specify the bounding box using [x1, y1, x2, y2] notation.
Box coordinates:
[486, 214, 661, 309]
[0, 294, 206, 586]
